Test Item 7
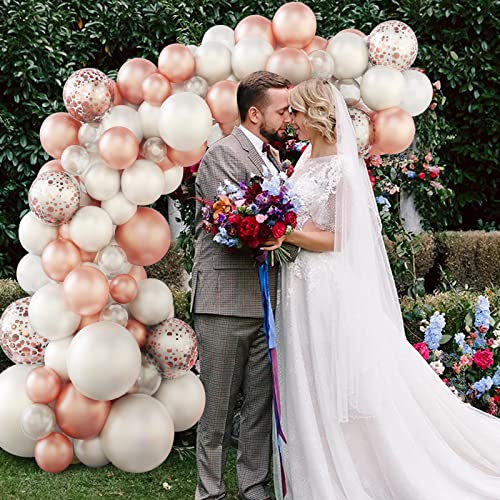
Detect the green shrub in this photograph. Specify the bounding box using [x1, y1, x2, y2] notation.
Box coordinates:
[146, 246, 187, 291]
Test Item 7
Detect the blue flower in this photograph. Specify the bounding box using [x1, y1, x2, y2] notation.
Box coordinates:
[407, 171, 416, 179]
[492, 367, 500, 386]
[473, 333, 487, 349]
[262, 175, 282, 196]
[424, 312, 446, 350]
[375, 196, 391, 213]
[469, 377, 493, 399]
[474, 295, 491, 331]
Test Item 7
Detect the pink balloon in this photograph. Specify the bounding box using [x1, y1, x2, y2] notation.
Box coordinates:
[168, 144, 206, 167]
[98, 126, 139, 170]
[272, 2, 317, 49]
[109, 274, 138, 304]
[128, 265, 148, 281]
[117, 58, 157, 104]
[77, 313, 100, 331]
[26, 366, 62, 404]
[266, 47, 312, 85]
[158, 44, 195, 84]
[142, 73, 171, 106]
[206, 80, 239, 125]
[372, 107, 415, 154]
[126, 319, 148, 348]
[304, 35, 328, 54]
[42, 238, 82, 282]
[40, 113, 81, 159]
[235, 15, 276, 47]
[35, 432, 73, 474]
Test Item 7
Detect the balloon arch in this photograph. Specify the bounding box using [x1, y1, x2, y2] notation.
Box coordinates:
[0, 2, 431, 474]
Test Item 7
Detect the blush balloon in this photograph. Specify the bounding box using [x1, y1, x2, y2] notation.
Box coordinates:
[142, 73, 171, 106]
[372, 107, 415, 154]
[35, 432, 74, 473]
[98, 127, 139, 170]
[110, 274, 138, 304]
[168, 143, 206, 167]
[26, 367, 62, 404]
[126, 319, 148, 348]
[41, 239, 82, 282]
[40, 113, 81, 159]
[206, 80, 239, 125]
[158, 44, 195, 84]
[234, 15, 276, 47]
[117, 58, 157, 104]
[272, 2, 317, 49]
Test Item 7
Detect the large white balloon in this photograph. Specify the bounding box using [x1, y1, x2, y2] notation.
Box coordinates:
[101, 191, 137, 225]
[399, 69, 433, 116]
[21, 403, 56, 441]
[128, 279, 174, 326]
[29, 283, 80, 340]
[158, 93, 213, 151]
[0, 364, 36, 457]
[67, 321, 141, 401]
[162, 166, 184, 195]
[155, 372, 206, 432]
[69, 206, 113, 252]
[101, 394, 174, 473]
[74, 437, 109, 468]
[16, 253, 51, 295]
[101, 105, 143, 142]
[121, 160, 165, 206]
[202, 25, 235, 52]
[82, 160, 120, 201]
[44, 336, 73, 381]
[195, 41, 232, 85]
[327, 32, 369, 80]
[232, 36, 274, 80]
[138, 102, 161, 139]
[18, 212, 58, 255]
[360, 65, 405, 111]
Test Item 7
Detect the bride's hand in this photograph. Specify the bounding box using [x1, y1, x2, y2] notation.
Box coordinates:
[260, 236, 286, 251]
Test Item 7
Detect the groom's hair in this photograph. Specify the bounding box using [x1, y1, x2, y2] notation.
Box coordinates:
[237, 71, 291, 121]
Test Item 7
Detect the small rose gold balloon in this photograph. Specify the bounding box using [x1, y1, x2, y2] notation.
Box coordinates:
[142, 73, 172, 106]
[117, 58, 157, 104]
[235, 15, 276, 46]
[126, 319, 148, 348]
[266, 47, 312, 85]
[206, 80, 239, 125]
[111, 80, 124, 105]
[220, 121, 238, 136]
[157, 154, 176, 171]
[128, 265, 147, 281]
[98, 126, 139, 170]
[26, 366, 63, 404]
[372, 107, 415, 154]
[35, 432, 74, 473]
[38, 160, 64, 176]
[42, 238, 82, 282]
[304, 35, 328, 54]
[110, 274, 138, 304]
[168, 143, 207, 167]
[77, 313, 100, 331]
[272, 2, 317, 49]
[158, 43, 195, 83]
[40, 113, 81, 159]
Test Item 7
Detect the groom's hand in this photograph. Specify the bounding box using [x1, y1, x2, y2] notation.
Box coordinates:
[260, 236, 285, 251]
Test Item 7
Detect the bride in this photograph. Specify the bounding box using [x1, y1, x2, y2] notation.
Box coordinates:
[267, 79, 500, 499]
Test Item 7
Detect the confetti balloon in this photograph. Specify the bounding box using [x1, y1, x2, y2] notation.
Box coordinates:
[348, 108, 374, 155]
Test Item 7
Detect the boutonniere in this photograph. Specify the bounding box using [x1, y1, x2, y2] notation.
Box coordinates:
[281, 159, 294, 177]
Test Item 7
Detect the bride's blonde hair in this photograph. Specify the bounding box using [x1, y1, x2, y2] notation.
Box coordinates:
[289, 79, 337, 144]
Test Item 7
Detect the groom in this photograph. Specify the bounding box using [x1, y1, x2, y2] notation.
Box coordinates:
[192, 71, 294, 500]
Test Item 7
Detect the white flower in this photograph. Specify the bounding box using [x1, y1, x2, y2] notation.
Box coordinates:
[491, 339, 500, 350]
[434, 350, 443, 359]
[494, 329, 500, 339]
[419, 325, 426, 332]
[430, 360, 445, 375]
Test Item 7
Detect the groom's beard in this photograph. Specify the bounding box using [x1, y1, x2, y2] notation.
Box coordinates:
[259, 121, 282, 144]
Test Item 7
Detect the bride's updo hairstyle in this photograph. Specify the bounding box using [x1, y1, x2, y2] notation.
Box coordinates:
[289, 79, 337, 144]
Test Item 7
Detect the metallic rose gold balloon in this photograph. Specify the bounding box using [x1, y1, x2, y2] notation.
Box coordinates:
[272, 2, 317, 49]
[26, 366, 62, 404]
[158, 44, 195, 84]
[35, 432, 74, 473]
[42, 239, 82, 282]
[206, 80, 239, 125]
[156, 154, 176, 171]
[55, 383, 111, 439]
[266, 48, 312, 85]
[126, 319, 148, 348]
[372, 107, 415, 154]
[117, 58, 157, 105]
[304, 35, 328, 54]
[142, 73, 172, 106]
[234, 15, 276, 47]
[115, 208, 171, 266]
[40, 113, 81, 159]
[110, 80, 124, 105]
[220, 121, 238, 136]
[110, 274, 138, 304]
[335, 28, 366, 39]
[77, 313, 100, 331]
[38, 160, 64, 177]
[128, 265, 147, 281]
[80, 249, 97, 262]
[168, 143, 207, 167]
[98, 126, 139, 170]
[63, 266, 110, 316]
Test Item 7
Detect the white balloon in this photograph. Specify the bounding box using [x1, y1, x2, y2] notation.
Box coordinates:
[158, 93, 213, 151]
[18, 212, 58, 255]
[195, 41, 232, 85]
[336, 79, 361, 106]
[78, 122, 102, 152]
[128, 355, 162, 396]
[128, 279, 174, 326]
[399, 69, 434, 116]
[207, 123, 225, 146]
[155, 372, 206, 432]
[309, 50, 335, 79]
[82, 160, 120, 201]
[61, 145, 90, 176]
[96, 244, 128, 277]
[74, 437, 109, 468]
[138, 101, 161, 139]
[185, 76, 209, 98]
[0, 365, 36, 457]
[21, 403, 56, 440]
[44, 336, 73, 381]
[142, 137, 168, 163]
[101, 105, 143, 142]
[232, 36, 274, 80]
[29, 283, 80, 340]
[101, 394, 174, 473]
[327, 33, 369, 80]
[16, 253, 51, 295]
[162, 166, 184, 195]
[360, 65, 405, 111]
[202, 25, 235, 52]
[121, 160, 165, 206]
[67, 321, 141, 401]
[69, 206, 113, 252]
[101, 191, 137, 225]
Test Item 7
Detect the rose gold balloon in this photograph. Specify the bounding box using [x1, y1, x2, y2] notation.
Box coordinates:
[272, 2, 317, 49]
[35, 432, 73, 473]
[41, 238, 82, 282]
[220, 121, 238, 136]
[55, 383, 111, 439]
[157, 154, 176, 171]
[206, 80, 239, 124]
[98, 126, 139, 170]
[126, 319, 148, 348]
[128, 265, 147, 281]
[111, 80, 123, 105]
[335, 28, 365, 38]
[158, 44, 195, 83]
[40, 113, 81, 159]
[304, 35, 328, 53]
[77, 313, 100, 331]
[372, 107, 415, 154]
[234, 15, 276, 46]
[38, 160, 64, 176]
[115, 208, 171, 266]
[142, 73, 171, 106]
[266, 47, 312, 85]
[26, 366, 62, 404]
[168, 143, 207, 167]
[117, 58, 157, 104]
[80, 249, 97, 262]
[63, 266, 110, 316]
[109, 274, 138, 304]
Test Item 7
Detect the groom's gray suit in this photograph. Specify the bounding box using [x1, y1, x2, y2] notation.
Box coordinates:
[192, 127, 296, 500]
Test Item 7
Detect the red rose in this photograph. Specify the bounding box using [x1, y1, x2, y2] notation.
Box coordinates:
[272, 221, 287, 239]
[228, 213, 241, 226]
[259, 224, 272, 239]
[418, 172, 426, 180]
[237, 216, 260, 240]
[286, 165, 295, 177]
[430, 172, 438, 179]
[413, 342, 430, 361]
[473, 349, 494, 370]
[442, 378, 449, 385]
[494, 395, 500, 404]
[284, 212, 297, 226]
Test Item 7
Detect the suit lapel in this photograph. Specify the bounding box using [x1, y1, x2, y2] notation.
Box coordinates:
[231, 128, 265, 176]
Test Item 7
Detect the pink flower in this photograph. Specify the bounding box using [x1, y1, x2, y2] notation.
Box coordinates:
[460, 355, 473, 367]
[235, 199, 246, 207]
[442, 378, 449, 385]
[370, 155, 382, 167]
[429, 102, 437, 110]
[422, 162, 430, 169]
[418, 172, 426, 180]
[410, 154, 418, 162]
[413, 342, 430, 361]
[433, 80, 441, 90]
[255, 214, 268, 223]
[473, 349, 494, 370]
[487, 338, 495, 347]
[425, 152, 433, 163]
[479, 325, 488, 334]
